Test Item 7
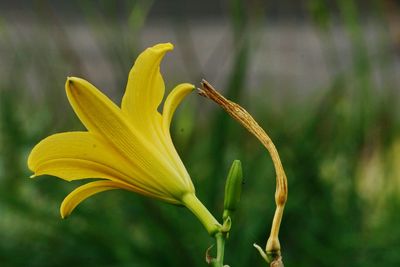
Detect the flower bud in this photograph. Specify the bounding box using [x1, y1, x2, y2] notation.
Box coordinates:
[223, 160, 243, 220]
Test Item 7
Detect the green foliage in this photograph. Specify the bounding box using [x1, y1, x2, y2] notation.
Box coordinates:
[1, 0, 400, 266]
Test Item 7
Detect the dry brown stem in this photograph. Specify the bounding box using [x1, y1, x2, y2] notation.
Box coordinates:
[198, 79, 287, 265]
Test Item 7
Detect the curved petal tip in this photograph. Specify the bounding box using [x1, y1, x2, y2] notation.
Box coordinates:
[65, 76, 86, 90]
[150, 43, 174, 53]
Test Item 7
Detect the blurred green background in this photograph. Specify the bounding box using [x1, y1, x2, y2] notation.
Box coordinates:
[1, 0, 400, 266]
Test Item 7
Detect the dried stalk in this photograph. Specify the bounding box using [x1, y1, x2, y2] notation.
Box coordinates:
[198, 80, 288, 266]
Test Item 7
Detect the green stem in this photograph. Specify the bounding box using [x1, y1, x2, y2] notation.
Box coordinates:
[182, 194, 228, 266]
[212, 232, 226, 267]
[182, 193, 221, 235]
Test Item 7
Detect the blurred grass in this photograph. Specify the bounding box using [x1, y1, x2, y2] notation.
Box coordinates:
[1, 0, 400, 266]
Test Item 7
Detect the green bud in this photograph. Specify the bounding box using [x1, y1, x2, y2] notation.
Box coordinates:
[223, 160, 243, 220]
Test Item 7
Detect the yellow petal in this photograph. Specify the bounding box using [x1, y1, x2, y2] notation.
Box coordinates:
[121, 43, 173, 125]
[28, 132, 173, 197]
[162, 83, 195, 134]
[32, 159, 127, 181]
[28, 132, 129, 181]
[60, 180, 180, 218]
[119, 44, 193, 189]
[158, 83, 196, 190]
[121, 43, 175, 156]
[60, 180, 120, 218]
[65, 77, 184, 197]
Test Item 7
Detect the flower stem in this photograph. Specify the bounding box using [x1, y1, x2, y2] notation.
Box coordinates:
[182, 193, 221, 236]
[183, 194, 229, 266]
[210, 232, 226, 267]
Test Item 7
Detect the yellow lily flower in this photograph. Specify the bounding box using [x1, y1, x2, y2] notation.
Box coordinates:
[28, 43, 220, 235]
